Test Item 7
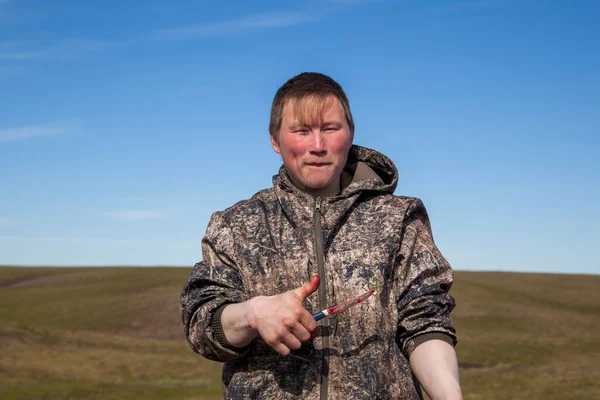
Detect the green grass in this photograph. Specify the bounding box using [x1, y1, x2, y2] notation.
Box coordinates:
[0, 267, 598, 399]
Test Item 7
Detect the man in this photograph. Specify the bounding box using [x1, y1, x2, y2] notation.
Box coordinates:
[181, 72, 462, 399]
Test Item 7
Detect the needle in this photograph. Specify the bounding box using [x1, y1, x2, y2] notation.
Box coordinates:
[312, 289, 375, 321]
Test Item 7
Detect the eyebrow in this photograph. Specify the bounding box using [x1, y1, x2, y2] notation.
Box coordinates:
[289, 120, 341, 129]
[288, 124, 309, 131]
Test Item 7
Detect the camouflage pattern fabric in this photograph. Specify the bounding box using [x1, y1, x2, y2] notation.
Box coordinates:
[181, 145, 457, 399]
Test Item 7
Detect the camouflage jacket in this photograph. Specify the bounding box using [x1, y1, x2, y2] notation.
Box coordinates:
[181, 145, 457, 399]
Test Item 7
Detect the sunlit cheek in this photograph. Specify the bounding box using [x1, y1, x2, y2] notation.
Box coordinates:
[329, 133, 352, 154]
[287, 137, 311, 156]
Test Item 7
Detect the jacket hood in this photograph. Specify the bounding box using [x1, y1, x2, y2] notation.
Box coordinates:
[341, 144, 398, 195]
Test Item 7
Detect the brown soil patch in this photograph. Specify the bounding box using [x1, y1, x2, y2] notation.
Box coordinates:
[118, 287, 185, 341]
[7, 270, 110, 289]
[0, 277, 32, 288]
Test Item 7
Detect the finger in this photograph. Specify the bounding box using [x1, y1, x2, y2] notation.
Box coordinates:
[290, 322, 313, 343]
[298, 309, 317, 333]
[272, 342, 291, 356]
[293, 275, 320, 301]
[280, 333, 303, 351]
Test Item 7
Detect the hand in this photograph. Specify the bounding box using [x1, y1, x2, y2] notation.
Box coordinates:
[248, 275, 320, 355]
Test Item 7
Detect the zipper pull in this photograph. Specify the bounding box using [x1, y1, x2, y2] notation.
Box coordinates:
[315, 196, 322, 213]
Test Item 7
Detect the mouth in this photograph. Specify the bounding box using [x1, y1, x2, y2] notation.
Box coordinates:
[306, 162, 331, 167]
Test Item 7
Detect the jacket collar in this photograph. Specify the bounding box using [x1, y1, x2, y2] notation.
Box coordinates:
[272, 145, 399, 230]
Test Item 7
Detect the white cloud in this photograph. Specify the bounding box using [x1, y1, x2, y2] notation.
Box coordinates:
[0, 235, 167, 243]
[0, 39, 111, 61]
[154, 11, 316, 39]
[123, 196, 152, 201]
[103, 210, 167, 221]
[0, 66, 22, 78]
[0, 124, 67, 143]
[0, 218, 16, 227]
[426, 0, 505, 13]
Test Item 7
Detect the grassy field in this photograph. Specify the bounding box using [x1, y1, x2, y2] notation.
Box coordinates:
[0, 267, 598, 400]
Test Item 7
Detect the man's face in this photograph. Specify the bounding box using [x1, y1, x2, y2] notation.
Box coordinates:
[271, 96, 353, 197]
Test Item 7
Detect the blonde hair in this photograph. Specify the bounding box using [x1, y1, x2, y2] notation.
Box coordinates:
[269, 73, 354, 141]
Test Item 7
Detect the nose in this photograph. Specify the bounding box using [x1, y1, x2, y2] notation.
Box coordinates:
[309, 131, 327, 154]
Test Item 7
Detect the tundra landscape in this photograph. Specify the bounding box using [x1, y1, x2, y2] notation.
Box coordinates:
[0, 266, 598, 400]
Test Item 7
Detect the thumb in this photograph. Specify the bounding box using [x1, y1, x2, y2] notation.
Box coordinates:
[294, 275, 320, 301]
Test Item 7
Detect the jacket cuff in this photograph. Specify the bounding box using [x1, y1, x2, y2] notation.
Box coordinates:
[405, 332, 456, 357]
[211, 303, 250, 352]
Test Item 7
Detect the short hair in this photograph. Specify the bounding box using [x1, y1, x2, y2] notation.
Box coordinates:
[269, 72, 354, 141]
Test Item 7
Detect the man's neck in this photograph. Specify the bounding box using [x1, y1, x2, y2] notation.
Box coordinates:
[287, 174, 341, 198]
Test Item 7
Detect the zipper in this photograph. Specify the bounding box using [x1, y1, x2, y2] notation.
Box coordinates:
[313, 196, 329, 400]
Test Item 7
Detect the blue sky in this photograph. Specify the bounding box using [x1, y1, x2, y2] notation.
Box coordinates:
[0, 0, 598, 274]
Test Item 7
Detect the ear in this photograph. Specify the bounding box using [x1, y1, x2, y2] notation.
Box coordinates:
[270, 134, 281, 155]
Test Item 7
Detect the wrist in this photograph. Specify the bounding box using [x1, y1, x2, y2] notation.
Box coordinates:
[245, 296, 265, 331]
[221, 301, 259, 348]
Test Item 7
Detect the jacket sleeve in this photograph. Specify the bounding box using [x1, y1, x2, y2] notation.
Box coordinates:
[180, 211, 249, 362]
[395, 198, 457, 357]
